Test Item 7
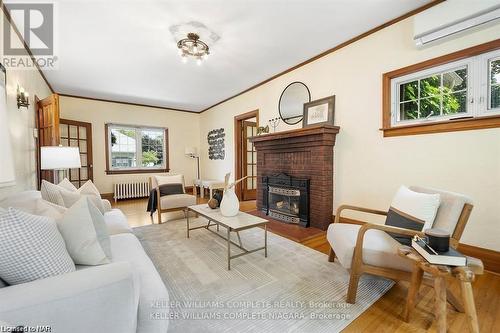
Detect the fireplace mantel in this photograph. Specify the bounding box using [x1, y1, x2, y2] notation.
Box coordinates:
[250, 125, 340, 144]
[250, 125, 340, 230]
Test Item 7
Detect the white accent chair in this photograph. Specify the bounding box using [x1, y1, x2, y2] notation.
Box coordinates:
[150, 174, 196, 224]
[327, 186, 474, 304]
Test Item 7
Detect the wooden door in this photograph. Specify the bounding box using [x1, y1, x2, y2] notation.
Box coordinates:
[241, 120, 257, 201]
[59, 119, 93, 188]
[36, 94, 60, 186]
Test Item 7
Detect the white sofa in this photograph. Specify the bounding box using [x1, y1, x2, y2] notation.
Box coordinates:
[0, 191, 169, 333]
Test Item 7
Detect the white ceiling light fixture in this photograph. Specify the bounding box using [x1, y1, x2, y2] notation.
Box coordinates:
[177, 33, 210, 65]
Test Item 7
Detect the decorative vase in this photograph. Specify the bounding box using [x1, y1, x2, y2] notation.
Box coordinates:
[220, 188, 239, 217]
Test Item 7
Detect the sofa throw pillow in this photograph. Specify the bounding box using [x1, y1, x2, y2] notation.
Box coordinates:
[56, 197, 112, 265]
[58, 178, 78, 192]
[60, 190, 106, 214]
[40, 180, 66, 206]
[385, 186, 441, 245]
[79, 180, 101, 198]
[0, 208, 75, 285]
[36, 199, 67, 219]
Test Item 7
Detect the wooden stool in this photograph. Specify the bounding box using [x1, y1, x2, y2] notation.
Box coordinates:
[399, 246, 483, 333]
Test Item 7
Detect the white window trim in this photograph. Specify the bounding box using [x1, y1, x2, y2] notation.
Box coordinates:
[107, 124, 167, 172]
[390, 49, 500, 127]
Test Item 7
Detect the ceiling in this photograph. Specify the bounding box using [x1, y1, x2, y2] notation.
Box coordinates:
[10, 0, 431, 112]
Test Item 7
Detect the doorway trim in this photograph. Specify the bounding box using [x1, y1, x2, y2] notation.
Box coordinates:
[234, 109, 259, 200]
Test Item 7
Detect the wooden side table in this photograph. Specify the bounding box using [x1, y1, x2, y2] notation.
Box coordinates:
[398, 246, 483, 333]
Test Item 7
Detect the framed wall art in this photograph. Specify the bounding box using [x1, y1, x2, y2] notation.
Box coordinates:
[303, 95, 335, 128]
[207, 128, 225, 160]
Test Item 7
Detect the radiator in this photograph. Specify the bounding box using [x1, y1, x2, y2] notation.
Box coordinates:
[113, 180, 151, 201]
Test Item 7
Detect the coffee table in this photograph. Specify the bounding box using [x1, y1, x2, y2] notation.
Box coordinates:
[186, 204, 269, 270]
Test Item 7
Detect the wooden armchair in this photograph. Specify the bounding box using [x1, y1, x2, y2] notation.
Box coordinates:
[327, 186, 474, 304]
[150, 174, 196, 224]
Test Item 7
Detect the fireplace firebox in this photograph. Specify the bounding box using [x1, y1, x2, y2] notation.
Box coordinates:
[262, 173, 310, 227]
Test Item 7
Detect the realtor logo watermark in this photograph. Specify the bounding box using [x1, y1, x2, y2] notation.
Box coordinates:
[2, 2, 58, 70]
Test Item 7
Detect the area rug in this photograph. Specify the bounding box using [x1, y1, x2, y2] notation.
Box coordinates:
[134, 217, 394, 333]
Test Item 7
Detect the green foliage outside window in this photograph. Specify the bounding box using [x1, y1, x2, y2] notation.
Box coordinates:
[142, 150, 159, 165]
[399, 68, 467, 121]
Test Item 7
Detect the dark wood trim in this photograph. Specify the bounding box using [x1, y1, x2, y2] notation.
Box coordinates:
[234, 110, 259, 200]
[164, 128, 170, 173]
[101, 193, 114, 201]
[383, 115, 500, 137]
[250, 124, 340, 143]
[382, 39, 500, 137]
[331, 214, 500, 274]
[104, 124, 170, 175]
[105, 123, 110, 173]
[200, 0, 445, 113]
[1, 4, 54, 93]
[34, 95, 41, 190]
[59, 94, 198, 114]
[458, 244, 500, 275]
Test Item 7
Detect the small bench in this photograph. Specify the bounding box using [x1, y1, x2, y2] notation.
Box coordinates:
[193, 179, 225, 199]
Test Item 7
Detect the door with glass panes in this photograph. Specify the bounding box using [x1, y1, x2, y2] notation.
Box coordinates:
[242, 120, 257, 201]
[59, 119, 93, 188]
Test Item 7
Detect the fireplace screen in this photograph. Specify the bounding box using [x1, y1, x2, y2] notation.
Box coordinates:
[268, 186, 301, 224]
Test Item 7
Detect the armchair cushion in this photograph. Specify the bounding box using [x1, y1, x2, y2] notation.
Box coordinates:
[387, 186, 440, 231]
[154, 174, 186, 193]
[158, 183, 184, 196]
[409, 186, 472, 236]
[327, 223, 413, 272]
[159, 193, 196, 210]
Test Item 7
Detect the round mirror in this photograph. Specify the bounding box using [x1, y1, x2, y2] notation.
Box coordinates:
[278, 82, 311, 125]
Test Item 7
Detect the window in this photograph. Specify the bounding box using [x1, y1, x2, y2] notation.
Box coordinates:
[383, 40, 500, 137]
[397, 65, 469, 122]
[106, 124, 168, 174]
[488, 56, 500, 110]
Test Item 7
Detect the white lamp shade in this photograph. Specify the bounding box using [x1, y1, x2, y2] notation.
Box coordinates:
[41, 146, 82, 170]
[0, 78, 15, 187]
[185, 147, 197, 156]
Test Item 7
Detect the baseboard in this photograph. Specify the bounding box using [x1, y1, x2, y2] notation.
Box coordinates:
[101, 192, 114, 201]
[331, 214, 500, 274]
[458, 243, 500, 274]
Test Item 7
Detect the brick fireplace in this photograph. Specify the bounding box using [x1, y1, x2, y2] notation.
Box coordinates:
[250, 125, 340, 230]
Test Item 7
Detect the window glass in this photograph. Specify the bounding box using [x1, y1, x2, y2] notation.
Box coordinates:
[490, 58, 500, 110]
[141, 130, 164, 168]
[109, 125, 166, 170]
[397, 66, 468, 123]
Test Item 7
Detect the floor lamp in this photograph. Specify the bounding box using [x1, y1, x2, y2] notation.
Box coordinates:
[41, 146, 82, 184]
[185, 147, 200, 180]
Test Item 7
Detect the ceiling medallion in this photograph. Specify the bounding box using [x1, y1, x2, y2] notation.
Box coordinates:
[177, 32, 210, 65]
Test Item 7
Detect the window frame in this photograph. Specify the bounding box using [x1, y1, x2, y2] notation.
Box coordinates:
[105, 123, 169, 175]
[391, 60, 473, 126]
[382, 39, 500, 137]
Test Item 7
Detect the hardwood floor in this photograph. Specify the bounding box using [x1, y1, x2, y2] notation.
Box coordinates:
[113, 198, 500, 332]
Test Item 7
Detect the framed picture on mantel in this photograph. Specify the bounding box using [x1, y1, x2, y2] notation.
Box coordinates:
[303, 95, 335, 128]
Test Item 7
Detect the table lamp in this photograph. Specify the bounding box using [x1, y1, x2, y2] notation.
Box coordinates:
[41, 146, 82, 184]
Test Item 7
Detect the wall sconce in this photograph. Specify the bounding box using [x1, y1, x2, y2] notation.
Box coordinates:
[17, 85, 29, 109]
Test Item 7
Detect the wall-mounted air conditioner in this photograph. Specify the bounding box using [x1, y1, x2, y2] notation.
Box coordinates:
[414, 0, 500, 47]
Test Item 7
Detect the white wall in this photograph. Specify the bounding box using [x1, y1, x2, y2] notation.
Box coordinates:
[199, 18, 500, 251]
[59, 96, 200, 194]
[0, 9, 53, 199]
